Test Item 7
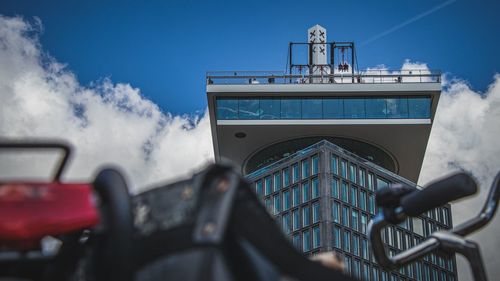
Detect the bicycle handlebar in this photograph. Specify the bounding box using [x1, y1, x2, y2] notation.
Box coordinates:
[368, 171, 500, 281]
[400, 173, 477, 216]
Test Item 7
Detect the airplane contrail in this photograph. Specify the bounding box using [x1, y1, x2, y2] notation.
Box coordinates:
[360, 0, 457, 47]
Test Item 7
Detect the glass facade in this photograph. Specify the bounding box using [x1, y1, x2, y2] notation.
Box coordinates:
[248, 140, 456, 281]
[216, 96, 431, 120]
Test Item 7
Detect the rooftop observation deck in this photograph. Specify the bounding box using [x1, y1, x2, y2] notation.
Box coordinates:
[206, 69, 441, 85]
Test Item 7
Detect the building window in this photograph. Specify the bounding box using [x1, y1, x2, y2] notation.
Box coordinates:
[292, 210, 300, 230]
[217, 97, 430, 120]
[367, 173, 374, 190]
[265, 198, 272, 212]
[216, 99, 238, 120]
[264, 176, 272, 195]
[312, 202, 320, 223]
[368, 194, 375, 214]
[373, 267, 380, 281]
[292, 185, 300, 207]
[349, 163, 357, 183]
[376, 177, 389, 190]
[362, 238, 368, 259]
[255, 180, 263, 197]
[332, 202, 340, 223]
[332, 178, 339, 198]
[387, 97, 409, 118]
[302, 181, 310, 202]
[341, 160, 348, 178]
[387, 227, 394, 246]
[312, 226, 321, 249]
[312, 155, 319, 175]
[293, 233, 301, 250]
[273, 172, 281, 191]
[343, 230, 351, 252]
[352, 210, 359, 231]
[408, 97, 431, 119]
[341, 181, 349, 202]
[353, 259, 361, 279]
[312, 177, 319, 198]
[302, 159, 310, 179]
[353, 234, 360, 256]
[344, 256, 352, 276]
[351, 186, 358, 207]
[331, 155, 339, 175]
[283, 190, 290, 211]
[302, 98, 323, 119]
[363, 263, 370, 281]
[360, 191, 367, 211]
[412, 217, 424, 236]
[282, 213, 291, 234]
[302, 206, 311, 227]
[442, 208, 449, 226]
[281, 98, 301, 119]
[283, 168, 290, 187]
[292, 163, 299, 183]
[342, 206, 350, 227]
[359, 168, 366, 187]
[273, 195, 280, 214]
[365, 98, 387, 118]
[361, 214, 368, 234]
[344, 98, 366, 119]
[303, 229, 311, 252]
[333, 226, 341, 248]
[395, 230, 402, 250]
[381, 271, 388, 281]
[259, 98, 280, 119]
[238, 99, 260, 119]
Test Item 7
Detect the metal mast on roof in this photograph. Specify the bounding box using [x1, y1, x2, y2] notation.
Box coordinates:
[288, 24, 357, 82]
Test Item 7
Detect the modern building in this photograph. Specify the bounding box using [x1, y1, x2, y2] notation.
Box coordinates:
[206, 25, 457, 281]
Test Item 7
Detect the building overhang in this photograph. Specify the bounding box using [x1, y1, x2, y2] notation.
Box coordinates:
[207, 82, 441, 183]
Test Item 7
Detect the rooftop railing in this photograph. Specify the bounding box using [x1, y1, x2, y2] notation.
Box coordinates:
[206, 69, 441, 85]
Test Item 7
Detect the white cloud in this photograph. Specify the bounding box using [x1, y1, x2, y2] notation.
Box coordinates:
[420, 73, 500, 281]
[0, 15, 214, 191]
[1, 15, 499, 280]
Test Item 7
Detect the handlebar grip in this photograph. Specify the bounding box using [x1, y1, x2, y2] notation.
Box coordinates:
[401, 173, 477, 216]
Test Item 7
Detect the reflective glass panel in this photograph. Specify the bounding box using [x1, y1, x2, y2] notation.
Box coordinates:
[255, 180, 263, 196]
[312, 178, 319, 198]
[281, 98, 301, 119]
[386, 98, 408, 118]
[331, 155, 339, 175]
[283, 168, 290, 187]
[302, 206, 311, 227]
[333, 226, 341, 248]
[302, 98, 322, 118]
[302, 182, 310, 202]
[344, 98, 366, 118]
[216, 99, 238, 120]
[312, 202, 320, 223]
[303, 230, 311, 252]
[292, 185, 300, 206]
[238, 99, 259, 119]
[332, 202, 340, 223]
[323, 98, 344, 118]
[312, 155, 319, 174]
[260, 98, 280, 119]
[313, 226, 321, 248]
[332, 178, 339, 198]
[264, 177, 272, 195]
[408, 97, 431, 118]
[273, 172, 281, 191]
[365, 98, 387, 118]
[283, 190, 290, 210]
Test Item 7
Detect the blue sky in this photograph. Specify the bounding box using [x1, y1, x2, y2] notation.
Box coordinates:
[2, 0, 499, 114]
